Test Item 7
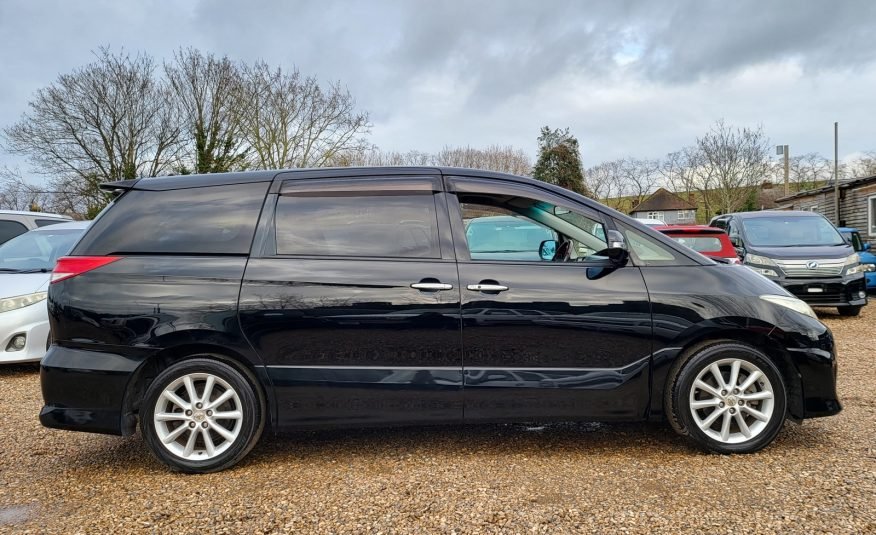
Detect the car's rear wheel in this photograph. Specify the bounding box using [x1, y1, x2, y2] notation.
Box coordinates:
[666, 342, 787, 454]
[141, 358, 264, 473]
[837, 305, 862, 317]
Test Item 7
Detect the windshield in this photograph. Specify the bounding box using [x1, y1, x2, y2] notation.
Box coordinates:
[0, 229, 84, 272]
[741, 216, 845, 247]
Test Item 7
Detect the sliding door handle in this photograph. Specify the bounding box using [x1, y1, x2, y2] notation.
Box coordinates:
[411, 282, 453, 291]
[466, 283, 509, 292]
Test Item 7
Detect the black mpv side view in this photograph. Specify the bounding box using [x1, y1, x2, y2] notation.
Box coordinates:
[40, 168, 841, 472]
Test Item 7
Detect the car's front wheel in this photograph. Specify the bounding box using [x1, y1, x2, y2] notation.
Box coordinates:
[666, 342, 787, 454]
[141, 358, 265, 473]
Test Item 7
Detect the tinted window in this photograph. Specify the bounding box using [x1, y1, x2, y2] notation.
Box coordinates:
[741, 216, 844, 247]
[35, 218, 67, 227]
[74, 182, 269, 255]
[0, 220, 28, 245]
[275, 193, 440, 258]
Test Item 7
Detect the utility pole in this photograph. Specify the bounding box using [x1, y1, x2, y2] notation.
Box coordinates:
[834, 122, 840, 225]
[776, 144, 789, 195]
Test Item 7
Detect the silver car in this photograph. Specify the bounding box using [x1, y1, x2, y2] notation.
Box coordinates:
[0, 221, 89, 363]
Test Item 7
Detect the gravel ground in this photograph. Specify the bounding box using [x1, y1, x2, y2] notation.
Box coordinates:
[1, 308, 874, 534]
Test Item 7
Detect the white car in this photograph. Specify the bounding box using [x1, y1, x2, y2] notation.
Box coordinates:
[0, 210, 72, 245]
[0, 221, 89, 363]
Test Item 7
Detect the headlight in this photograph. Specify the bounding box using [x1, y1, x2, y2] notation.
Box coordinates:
[843, 253, 864, 275]
[0, 292, 47, 313]
[760, 294, 817, 319]
[745, 253, 777, 267]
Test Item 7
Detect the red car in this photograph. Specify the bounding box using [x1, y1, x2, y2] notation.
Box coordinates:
[654, 225, 741, 264]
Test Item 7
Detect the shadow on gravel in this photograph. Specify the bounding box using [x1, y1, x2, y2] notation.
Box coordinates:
[0, 363, 40, 378]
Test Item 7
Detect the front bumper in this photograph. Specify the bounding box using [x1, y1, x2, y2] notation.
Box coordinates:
[775, 274, 867, 307]
[0, 301, 50, 364]
[40, 345, 141, 435]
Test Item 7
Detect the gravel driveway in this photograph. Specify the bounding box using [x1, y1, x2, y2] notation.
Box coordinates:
[1, 308, 874, 534]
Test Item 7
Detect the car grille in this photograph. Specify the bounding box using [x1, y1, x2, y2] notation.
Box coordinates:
[775, 258, 845, 278]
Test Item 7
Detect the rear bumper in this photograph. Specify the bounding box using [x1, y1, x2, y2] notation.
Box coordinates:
[777, 275, 867, 307]
[39, 345, 140, 435]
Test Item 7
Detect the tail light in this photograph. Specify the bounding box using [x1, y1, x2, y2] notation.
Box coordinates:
[51, 256, 121, 284]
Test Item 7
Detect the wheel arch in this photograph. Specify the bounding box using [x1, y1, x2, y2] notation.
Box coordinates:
[121, 342, 273, 436]
[652, 327, 804, 422]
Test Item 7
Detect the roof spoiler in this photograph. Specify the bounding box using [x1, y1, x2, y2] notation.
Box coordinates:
[99, 178, 140, 195]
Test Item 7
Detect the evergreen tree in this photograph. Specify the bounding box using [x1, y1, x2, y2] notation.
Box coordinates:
[532, 127, 591, 197]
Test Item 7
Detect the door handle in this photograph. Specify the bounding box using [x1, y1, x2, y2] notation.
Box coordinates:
[411, 282, 453, 291]
[466, 283, 509, 292]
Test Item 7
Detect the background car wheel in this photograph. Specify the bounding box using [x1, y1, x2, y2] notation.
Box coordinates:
[141, 358, 264, 473]
[837, 306, 862, 317]
[665, 342, 787, 454]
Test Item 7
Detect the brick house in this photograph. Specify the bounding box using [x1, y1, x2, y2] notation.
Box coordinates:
[775, 174, 876, 245]
[629, 188, 697, 224]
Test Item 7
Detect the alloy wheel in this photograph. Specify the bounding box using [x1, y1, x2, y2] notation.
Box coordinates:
[153, 373, 244, 460]
[688, 358, 775, 444]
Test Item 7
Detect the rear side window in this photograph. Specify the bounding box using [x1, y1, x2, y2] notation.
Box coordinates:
[274, 188, 440, 259]
[0, 220, 28, 244]
[74, 182, 269, 255]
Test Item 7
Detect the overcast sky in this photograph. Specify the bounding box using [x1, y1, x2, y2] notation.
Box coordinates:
[1, 0, 875, 178]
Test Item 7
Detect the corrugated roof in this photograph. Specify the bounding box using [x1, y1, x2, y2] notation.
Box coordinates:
[775, 174, 876, 203]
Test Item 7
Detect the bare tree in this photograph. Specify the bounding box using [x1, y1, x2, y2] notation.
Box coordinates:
[235, 62, 371, 169]
[433, 145, 532, 175]
[3, 47, 183, 186]
[695, 120, 771, 217]
[845, 151, 876, 179]
[784, 152, 832, 191]
[619, 157, 661, 208]
[165, 48, 247, 173]
[585, 159, 625, 209]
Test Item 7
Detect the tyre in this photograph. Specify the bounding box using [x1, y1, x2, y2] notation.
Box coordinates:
[837, 305, 862, 317]
[141, 358, 265, 473]
[665, 342, 787, 454]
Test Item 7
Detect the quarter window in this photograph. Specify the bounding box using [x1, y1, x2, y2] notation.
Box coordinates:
[274, 191, 440, 259]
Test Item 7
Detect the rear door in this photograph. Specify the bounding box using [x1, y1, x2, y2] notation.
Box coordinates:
[446, 177, 653, 423]
[239, 173, 463, 427]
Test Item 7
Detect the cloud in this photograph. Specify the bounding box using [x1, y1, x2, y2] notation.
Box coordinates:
[1, 0, 875, 176]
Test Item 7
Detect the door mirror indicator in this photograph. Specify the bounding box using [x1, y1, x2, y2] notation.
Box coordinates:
[607, 230, 626, 250]
[539, 240, 558, 261]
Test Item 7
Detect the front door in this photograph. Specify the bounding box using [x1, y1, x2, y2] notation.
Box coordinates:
[239, 174, 463, 428]
[446, 177, 652, 422]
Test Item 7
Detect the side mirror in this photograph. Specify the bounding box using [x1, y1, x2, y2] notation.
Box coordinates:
[864, 243, 871, 252]
[607, 229, 627, 250]
[539, 239, 557, 261]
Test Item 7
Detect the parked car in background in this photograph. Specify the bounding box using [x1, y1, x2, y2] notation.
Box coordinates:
[838, 227, 876, 291]
[0, 221, 89, 363]
[40, 168, 841, 473]
[0, 210, 72, 245]
[710, 211, 867, 316]
[654, 225, 741, 264]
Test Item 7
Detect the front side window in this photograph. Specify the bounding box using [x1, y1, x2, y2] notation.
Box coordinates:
[457, 193, 607, 263]
[275, 190, 440, 259]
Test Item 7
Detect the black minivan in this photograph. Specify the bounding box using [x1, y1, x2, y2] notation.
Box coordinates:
[710, 211, 868, 316]
[41, 168, 841, 472]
